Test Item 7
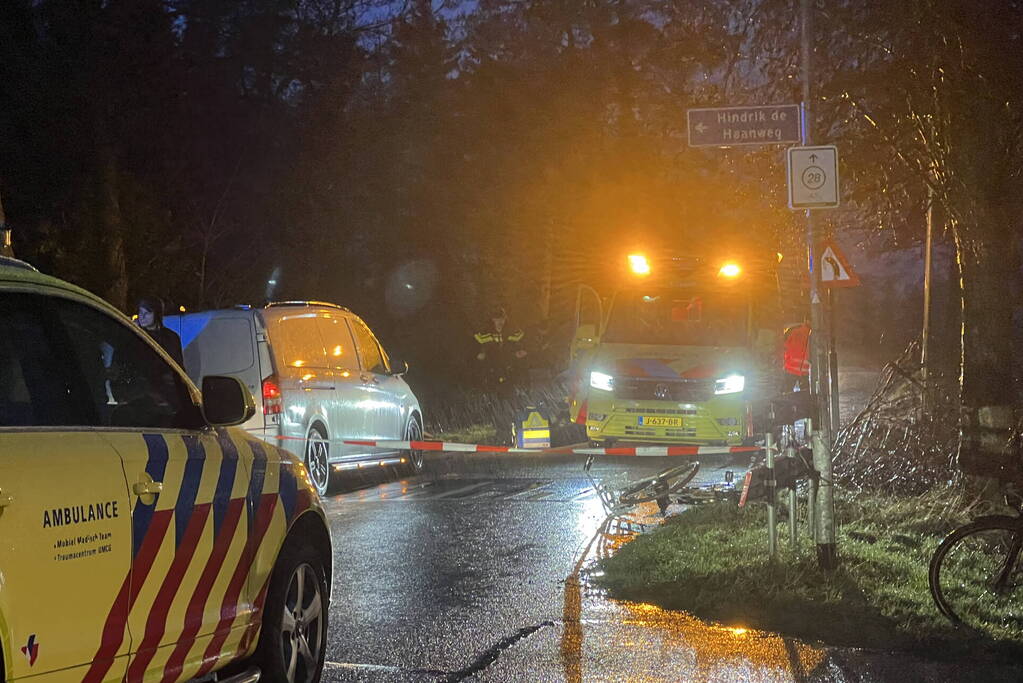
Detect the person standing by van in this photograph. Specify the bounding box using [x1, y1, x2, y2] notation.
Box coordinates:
[137, 297, 184, 367]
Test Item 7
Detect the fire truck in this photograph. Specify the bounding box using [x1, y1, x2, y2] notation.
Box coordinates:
[567, 250, 786, 446]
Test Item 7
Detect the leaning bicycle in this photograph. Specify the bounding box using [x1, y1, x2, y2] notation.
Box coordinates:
[928, 488, 1023, 631]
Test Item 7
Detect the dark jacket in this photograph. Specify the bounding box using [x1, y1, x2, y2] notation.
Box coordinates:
[145, 325, 184, 368]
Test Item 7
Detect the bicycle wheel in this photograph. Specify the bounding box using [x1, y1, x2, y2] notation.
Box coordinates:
[929, 517, 1023, 632]
[618, 462, 700, 506]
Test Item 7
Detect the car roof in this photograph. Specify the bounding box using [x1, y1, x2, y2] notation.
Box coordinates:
[261, 302, 354, 323]
[266, 301, 351, 313]
[0, 255, 39, 272]
[0, 260, 122, 315]
[166, 302, 359, 327]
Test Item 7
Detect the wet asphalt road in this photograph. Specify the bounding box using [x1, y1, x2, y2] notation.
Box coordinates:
[315, 452, 1023, 682]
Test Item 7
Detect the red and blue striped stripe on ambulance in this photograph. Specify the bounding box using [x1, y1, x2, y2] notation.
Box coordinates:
[85, 431, 312, 683]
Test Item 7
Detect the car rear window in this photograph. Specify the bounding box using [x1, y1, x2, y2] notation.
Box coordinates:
[182, 317, 255, 381]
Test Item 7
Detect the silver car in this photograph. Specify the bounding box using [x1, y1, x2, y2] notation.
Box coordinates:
[166, 301, 424, 494]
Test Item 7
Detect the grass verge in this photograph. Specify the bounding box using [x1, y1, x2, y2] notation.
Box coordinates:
[427, 423, 497, 444]
[595, 490, 1022, 660]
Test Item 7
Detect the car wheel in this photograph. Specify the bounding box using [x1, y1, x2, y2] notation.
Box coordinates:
[404, 416, 425, 473]
[254, 539, 328, 683]
[305, 425, 332, 496]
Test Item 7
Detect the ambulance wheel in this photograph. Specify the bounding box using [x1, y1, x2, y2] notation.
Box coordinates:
[304, 424, 333, 496]
[255, 538, 328, 683]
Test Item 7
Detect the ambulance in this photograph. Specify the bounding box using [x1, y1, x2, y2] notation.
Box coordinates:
[0, 256, 331, 682]
[568, 251, 784, 446]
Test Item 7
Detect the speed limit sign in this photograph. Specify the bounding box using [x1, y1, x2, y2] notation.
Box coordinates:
[787, 145, 839, 209]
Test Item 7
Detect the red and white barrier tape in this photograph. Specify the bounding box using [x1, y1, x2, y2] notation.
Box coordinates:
[262, 432, 762, 457]
[342, 439, 762, 457]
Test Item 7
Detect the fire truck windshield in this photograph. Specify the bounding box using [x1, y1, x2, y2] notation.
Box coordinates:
[603, 289, 748, 347]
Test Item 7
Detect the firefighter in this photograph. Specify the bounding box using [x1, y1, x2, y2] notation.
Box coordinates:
[474, 306, 527, 395]
[781, 321, 811, 393]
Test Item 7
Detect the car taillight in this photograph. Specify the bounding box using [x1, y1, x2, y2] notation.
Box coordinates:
[262, 377, 283, 415]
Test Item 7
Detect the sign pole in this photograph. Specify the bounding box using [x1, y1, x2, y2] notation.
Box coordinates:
[785, 441, 799, 546]
[765, 431, 778, 558]
[806, 418, 817, 540]
[801, 0, 837, 570]
[828, 288, 840, 436]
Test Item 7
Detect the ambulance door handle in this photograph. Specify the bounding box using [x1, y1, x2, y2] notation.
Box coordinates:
[361, 374, 378, 385]
[133, 480, 164, 496]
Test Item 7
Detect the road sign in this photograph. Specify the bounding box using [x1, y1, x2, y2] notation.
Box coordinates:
[687, 105, 801, 147]
[819, 239, 860, 288]
[787, 145, 839, 208]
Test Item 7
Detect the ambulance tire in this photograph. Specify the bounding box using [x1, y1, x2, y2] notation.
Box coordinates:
[255, 538, 329, 683]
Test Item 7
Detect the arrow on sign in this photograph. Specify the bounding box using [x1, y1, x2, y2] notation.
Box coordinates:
[809, 153, 818, 162]
[824, 254, 842, 279]
[694, 122, 708, 133]
[819, 240, 861, 288]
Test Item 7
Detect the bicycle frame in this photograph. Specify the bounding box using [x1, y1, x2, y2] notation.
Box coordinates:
[974, 514, 1023, 593]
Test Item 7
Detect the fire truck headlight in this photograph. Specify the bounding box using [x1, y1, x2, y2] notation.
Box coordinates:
[590, 371, 614, 392]
[714, 374, 745, 395]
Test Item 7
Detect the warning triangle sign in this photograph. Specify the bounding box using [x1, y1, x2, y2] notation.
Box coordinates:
[819, 240, 861, 288]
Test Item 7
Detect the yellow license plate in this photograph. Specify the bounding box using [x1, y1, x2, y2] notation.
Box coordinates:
[638, 416, 683, 427]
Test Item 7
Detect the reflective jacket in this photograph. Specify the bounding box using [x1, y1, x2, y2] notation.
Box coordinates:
[782, 324, 811, 377]
[474, 330, 525, 345]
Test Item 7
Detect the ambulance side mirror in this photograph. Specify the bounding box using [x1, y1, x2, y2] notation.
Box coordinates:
[202, 375, 256, 426]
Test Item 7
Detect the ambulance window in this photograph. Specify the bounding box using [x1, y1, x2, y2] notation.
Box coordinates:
[54, 299, 204, 430]
[349, 318, 389, 375]
[0, 294, 84, 426]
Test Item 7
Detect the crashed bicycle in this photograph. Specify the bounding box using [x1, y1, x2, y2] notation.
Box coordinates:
[584, 457, 739, 517]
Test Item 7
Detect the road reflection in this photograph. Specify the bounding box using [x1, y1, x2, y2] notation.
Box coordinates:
[562, 503, 829, 682]
[616, 602, 828, 682]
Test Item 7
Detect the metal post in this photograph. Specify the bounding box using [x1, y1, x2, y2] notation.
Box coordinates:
[784, 443, 799, 546]
[828, 288, 840, 436]
[765, 432, 778, 558]
[789, 488, 798, 546]
[921, 182, 934, 411]
[806, 419, 817, 535]
[802, 0, 837, 571]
